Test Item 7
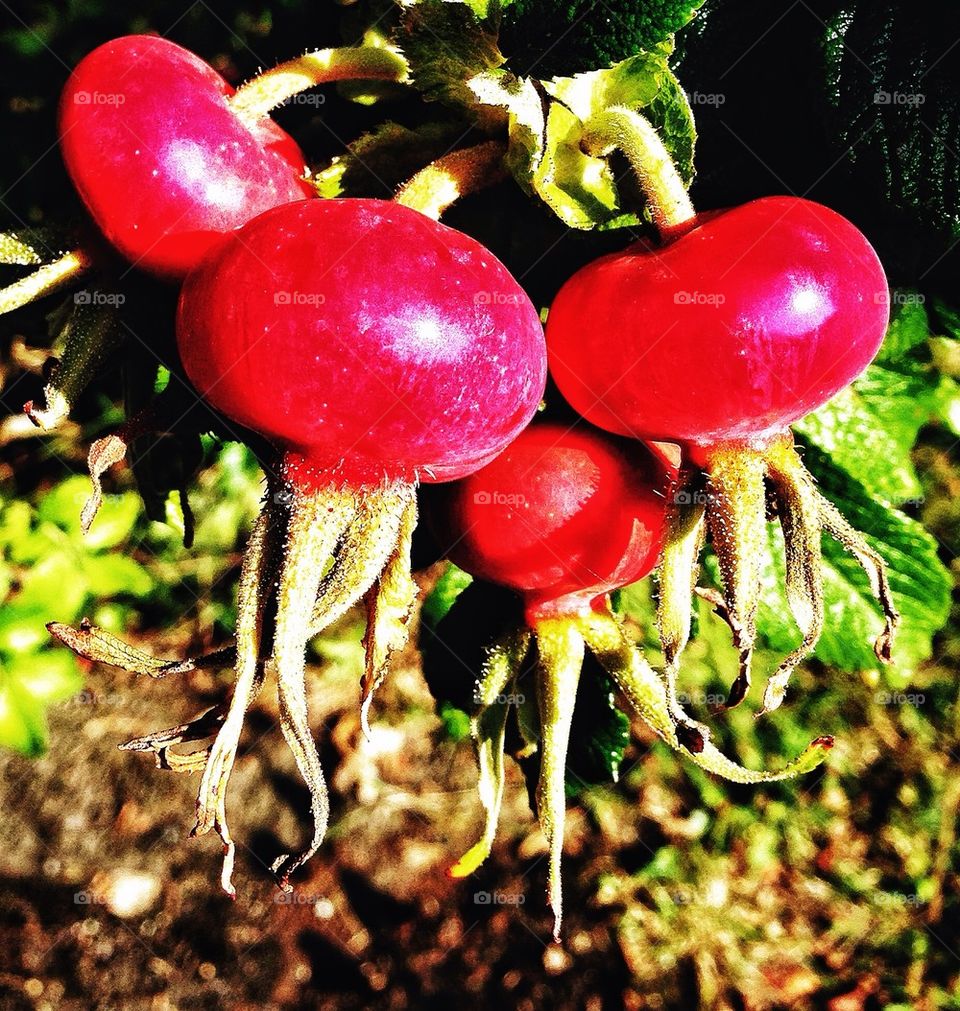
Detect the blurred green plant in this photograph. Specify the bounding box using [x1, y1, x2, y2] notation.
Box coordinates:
[0, 442, 263, 756]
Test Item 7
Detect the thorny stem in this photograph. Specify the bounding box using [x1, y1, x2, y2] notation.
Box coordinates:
[534, 618, 584, 940]
[394, 141, 509, 220]
[0, 249, 93, 316]
[229, 46, 410, 122]
[581, 106, 696, 235]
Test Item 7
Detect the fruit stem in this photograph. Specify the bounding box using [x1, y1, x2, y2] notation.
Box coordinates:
[580, 106, 696, 236]
[230, 46, 410, 122]
[0, 249, 93, 317]
[25, 300, 121, 431]
[394, 141, 508, 220]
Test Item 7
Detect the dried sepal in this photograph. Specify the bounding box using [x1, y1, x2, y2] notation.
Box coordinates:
[704, 444, 768, 708]
[656, 488, 709, 749]
[577, 607, 833, 783]
[47, 618, 234, 678]
[450, 629, 531, 879]
[360, 494, 419, 737]
[533, 617, 584, 940]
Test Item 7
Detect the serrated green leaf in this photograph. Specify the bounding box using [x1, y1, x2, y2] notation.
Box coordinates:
[795, 298, 945, 506]
[398, 0, 504, 106]
[825, 3, 960, 237]
[498, 0, 706, 78]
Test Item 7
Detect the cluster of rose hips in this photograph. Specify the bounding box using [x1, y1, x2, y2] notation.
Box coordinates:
[2, 35, 898, 935]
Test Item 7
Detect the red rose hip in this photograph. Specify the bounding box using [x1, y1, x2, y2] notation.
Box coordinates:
[59, 35, 313, 280]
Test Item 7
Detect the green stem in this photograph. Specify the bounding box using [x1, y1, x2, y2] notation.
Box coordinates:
[25, 301, 121, 431]
[394, 141, 508, 220]
[581, 106, 696, 235]
[0, 249, 93, 317]
[230, 46, 409, 122]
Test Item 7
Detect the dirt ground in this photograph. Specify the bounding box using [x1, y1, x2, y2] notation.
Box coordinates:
[0, 608, 648, 1010]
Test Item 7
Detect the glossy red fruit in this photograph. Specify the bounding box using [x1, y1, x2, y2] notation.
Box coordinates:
[177, 198, 547, 484]
[429, 423, 669, 621]
[547, 197, 889, 451]
[59, 35, 313, 280]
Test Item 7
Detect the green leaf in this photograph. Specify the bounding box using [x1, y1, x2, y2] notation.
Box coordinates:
[466, 70, 545, 184]
[795, 298, 947, 506]
[79, 554, 154, 599]
[398, 0, 504, 106]
[752, 446, 951, 678]
[498, 0, 706, 78]
[420, 562, 474, 628]
[0, 650, 83, 756]
[565, 659, 630, 795]
[824, 3, 960, 238]
[36, 474, 141, 549]
[11, 552, 89, 625]
[313, 120, 466, 199]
